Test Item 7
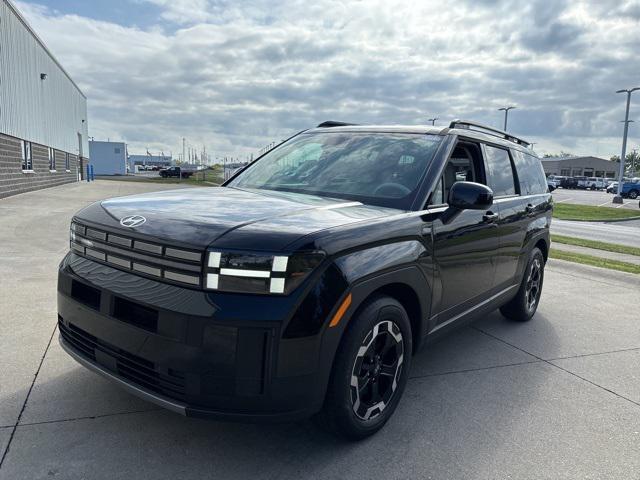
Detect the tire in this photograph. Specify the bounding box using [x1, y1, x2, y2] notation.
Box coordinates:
[500, 247, 545, 322]
[629, 190, 639, 200]
[318, 295, 412, 440]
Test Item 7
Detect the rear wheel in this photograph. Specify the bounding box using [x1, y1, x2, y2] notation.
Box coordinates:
[500, 247, 545, 322]
[629, 189, 639, 199]
[319, 295, 412, 440]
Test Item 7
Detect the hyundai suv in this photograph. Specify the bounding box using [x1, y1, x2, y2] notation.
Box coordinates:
[58, 120, 552, 439]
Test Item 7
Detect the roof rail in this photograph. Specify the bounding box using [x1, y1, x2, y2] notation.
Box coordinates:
[449, 120, 530, 147]
[316, 121, 359, 128]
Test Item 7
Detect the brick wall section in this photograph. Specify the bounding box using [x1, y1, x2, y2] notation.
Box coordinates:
[0, 132, 79, 199]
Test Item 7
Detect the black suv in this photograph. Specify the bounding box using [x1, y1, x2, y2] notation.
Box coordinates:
[159, 166, 193, 178]
[59, 120, 551, 439]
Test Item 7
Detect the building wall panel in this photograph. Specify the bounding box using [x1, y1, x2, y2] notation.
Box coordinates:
[0, 0, 88, 157]
[0, 132, 77, 198]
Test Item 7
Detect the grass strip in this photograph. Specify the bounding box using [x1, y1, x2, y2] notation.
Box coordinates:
[551, 234, 640, 257]
[550, 249, 640, 274]
[552, 203, 640, 221]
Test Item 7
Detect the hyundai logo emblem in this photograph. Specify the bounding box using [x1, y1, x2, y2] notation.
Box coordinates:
[120, 215, 147, 228]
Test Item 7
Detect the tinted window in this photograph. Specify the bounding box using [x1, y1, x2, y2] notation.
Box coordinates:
[512, 150, 547, 195]
[483, 145, 516, 196]
[230, 132, 442, 209]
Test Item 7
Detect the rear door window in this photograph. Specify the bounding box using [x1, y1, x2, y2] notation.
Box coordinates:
[511, 149, 548, 195]
[483, 145, 517, 197]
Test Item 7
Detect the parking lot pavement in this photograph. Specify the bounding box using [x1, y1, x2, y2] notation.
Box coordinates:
[552, 188, 640, 210]
[1, 182, 640, 479]
[0, 181, 190, 428]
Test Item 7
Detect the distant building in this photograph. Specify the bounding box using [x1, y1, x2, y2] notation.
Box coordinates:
[540, 156, 618, 179]
[128, 154, 172, 170]
[89, 141, 127, 175]
[0, 0, 89, 199]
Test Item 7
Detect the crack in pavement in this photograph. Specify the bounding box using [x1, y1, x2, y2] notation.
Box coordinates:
[546, 346, 640, 361]
[15, 407, 163, 429]
[0, 324, 58, 470]
[408, 359, 543, 380]
[472, 326, 640, 409]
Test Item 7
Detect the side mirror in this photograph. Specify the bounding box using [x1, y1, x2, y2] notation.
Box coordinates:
[441, 181, 493, 224]
[448, 181, 494, 210]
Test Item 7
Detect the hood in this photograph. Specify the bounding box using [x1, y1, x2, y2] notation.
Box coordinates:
[75, 187, 400, 251]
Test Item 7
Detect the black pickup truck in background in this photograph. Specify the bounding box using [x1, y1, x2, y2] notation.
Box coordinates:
[159, 166, 194, 178]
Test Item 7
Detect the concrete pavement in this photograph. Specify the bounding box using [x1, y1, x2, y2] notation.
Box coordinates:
[551, 218, 640, 248]
[552, 242, 640, 265]
[1, 181, 639, 479]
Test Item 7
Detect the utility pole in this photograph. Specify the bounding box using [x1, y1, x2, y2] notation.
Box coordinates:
[613, 87, 639, 204]
[427, 118, 438, 126]
[498, 106, 516, 131]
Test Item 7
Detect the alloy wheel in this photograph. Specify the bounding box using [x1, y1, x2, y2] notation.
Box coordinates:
[525, 258, 542, 312]
[350, 320, 404, 421]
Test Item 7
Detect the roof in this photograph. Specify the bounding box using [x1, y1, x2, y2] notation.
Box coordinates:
[3, 0, 86, 98]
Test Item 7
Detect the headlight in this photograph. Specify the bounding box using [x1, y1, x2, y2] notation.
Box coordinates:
[205, 250, 324, 295]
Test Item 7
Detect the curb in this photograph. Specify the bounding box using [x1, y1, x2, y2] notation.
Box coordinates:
[553, 215, 640, 223]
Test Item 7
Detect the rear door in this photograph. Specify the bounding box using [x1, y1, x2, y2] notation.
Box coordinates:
[481, 144, 524, 289]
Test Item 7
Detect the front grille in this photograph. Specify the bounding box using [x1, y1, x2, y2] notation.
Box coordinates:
[70, 222, 203, 288]
[59, 319, 186, 400]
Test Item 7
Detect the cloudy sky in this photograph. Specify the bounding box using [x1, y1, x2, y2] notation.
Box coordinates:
[16, 0, 640, 161]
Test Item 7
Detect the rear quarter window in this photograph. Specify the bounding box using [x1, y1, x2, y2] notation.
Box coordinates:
[512, 150, 547, 195]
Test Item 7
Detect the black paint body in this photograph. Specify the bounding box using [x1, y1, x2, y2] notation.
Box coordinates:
[57, 125, 552, 421]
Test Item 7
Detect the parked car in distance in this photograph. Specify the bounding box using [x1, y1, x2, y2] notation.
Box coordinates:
[606, 181, 618, 193]
[560, 177, 579, 189]
[583, 177, 607, 190]
[59, 120, 551, 439]
[546, 176, 562, 189]
[547, 179, 556, 192]
[620, 180, 640, 199]
[159, 166, 193, 178]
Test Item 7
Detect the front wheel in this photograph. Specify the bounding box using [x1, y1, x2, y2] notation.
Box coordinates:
[318, 295, 412, 440]
[500, 247, 545, 322]
[629, 190, 639, 199]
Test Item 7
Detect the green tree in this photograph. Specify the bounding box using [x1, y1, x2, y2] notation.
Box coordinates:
[543, 151, 574, 158]
[610, 150, 640, 177]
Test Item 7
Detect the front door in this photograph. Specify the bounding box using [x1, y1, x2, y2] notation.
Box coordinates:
[429, 140, 500, 324]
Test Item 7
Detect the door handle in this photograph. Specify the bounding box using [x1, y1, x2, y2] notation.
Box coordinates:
[482, 211, 499, 223]
[525, 204, 534, 213]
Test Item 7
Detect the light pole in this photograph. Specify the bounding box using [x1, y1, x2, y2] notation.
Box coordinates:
[498, 106, 516, 131]
[427, 118, 438, 126]
[613, 87, 640, 204]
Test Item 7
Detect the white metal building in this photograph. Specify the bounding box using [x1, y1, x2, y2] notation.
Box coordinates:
[89, 141, 127, 175]
[0, 0, 89, 198]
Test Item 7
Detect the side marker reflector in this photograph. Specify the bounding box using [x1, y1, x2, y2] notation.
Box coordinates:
[329, 293, 352, 328]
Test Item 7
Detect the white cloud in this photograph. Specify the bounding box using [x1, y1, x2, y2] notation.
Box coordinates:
[15, 0, 640, 160]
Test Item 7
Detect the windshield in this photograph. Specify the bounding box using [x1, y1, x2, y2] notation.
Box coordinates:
[228, 132, 442, 209]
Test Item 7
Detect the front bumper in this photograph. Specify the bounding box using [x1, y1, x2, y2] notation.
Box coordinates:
[57, 253, 332, 422]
